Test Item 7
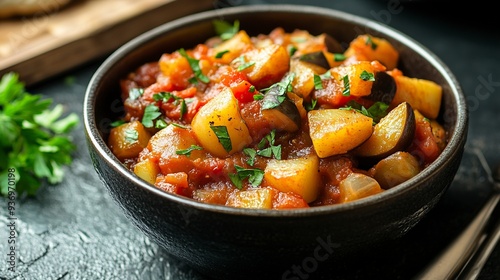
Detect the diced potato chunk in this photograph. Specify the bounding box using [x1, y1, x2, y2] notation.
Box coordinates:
[344, 34, 399, 70]
[236, 44, 290, 89]
[331, 61, 386, 97]
[108, 120, 151, 161]
[390, 74, 442, 119]
[147, 125, 204, 174]
[225, 188, 273, 209]
[212, 30, 253, 64]
[290, 59, 318, 100]
[133, 158, 160, 185]
[191, 87, 252, 158]
[308, 109, 374, 158]
[338, 173, 383, 203]
[373, 151, 420, 189]
[264, 155, 321, 203]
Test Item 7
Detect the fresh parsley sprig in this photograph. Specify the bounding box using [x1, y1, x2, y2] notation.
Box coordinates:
[0, 72, 79, 196]
[213, 19, 240, 40]
[341, 100, 389, 124]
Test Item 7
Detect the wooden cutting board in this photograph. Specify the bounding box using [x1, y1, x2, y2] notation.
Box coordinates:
[0, 0, 214, 86]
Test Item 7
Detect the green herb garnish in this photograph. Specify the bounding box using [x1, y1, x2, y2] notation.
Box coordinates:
[129, 88, 144, 100]
[213, 19, 240, 41]
[333, 53, 346, 62]
[178, 48, 210, 84]
[261, 73, 295, 109]
[305, 99, 318, 111]
[142, 104, 162, 128]
[215, 50, 230, 59]
[341, 100, 389, 124]
[210, 125, 232, 152]
[360, 70, 375, 81]
[229, 165, 264, 189]
[0, 72, 79, 196]
[176, 145, 203, 157]
[314, 74, 323, 90]
[341, 75, 350, 96]
[110, 120, 126, 127]
[365, 36, 378, 50]
[236, 56, 255, 71]
[124, 128, 138, 143]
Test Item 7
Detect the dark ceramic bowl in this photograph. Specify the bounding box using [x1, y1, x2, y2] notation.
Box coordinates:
[83, 4, 468, 280]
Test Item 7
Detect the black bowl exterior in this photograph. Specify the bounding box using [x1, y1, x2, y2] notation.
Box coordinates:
[84, 4, 468, 280]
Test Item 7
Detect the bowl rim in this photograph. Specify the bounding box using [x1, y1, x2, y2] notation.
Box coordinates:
[83, 4, 468, 217]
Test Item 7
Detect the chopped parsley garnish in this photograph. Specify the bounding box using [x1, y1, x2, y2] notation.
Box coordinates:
[229, 165, 264, 189]
[236, 56, 255, 71]
[178, 48, 210, 84]
[142, 104, 162, 128]
[176, 145, 203, 156]
[215, 50, 230, 59]
[341, 100, 389, 124]
[155, 119, 168, 129]
[249, 85, 256, 93]
[110, 119, 126, 127]
[153, 92, 188, 120]
[341, 75, 351, 96]
[129, 88, 144, 100]
[124, 128, 138, 143]
[333, 53, 346, 62]
[305, 99, 318, 111]
[210, 125, 232, 152]
[314, 74, 323, 90]
[213, 19, 240, 40]
[171, 123, 188, 129]
[360, 70, 375, 81]
[365, 36, 378, 50]
[313, 71, 332, 90]
[261, 73, 296, 110]
[0, 72, 79, 196]
[153, 91, 177, 102]
[243, 148, 257, 166]
[253, 94, 264, 101]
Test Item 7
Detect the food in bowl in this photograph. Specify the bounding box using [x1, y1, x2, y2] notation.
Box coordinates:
[107, 20, 447, 209]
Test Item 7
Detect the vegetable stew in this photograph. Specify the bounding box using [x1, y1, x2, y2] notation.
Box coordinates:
[108, 21, 446, 209]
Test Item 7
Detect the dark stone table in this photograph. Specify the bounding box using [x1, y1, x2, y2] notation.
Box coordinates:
[1, 0, 499, 279]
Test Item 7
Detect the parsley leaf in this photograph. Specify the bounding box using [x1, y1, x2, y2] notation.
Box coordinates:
[229, 165, 264, 189]
[236, 56, 255, 71]
[261, 73, 295, 110]
[178, 48, 210, 84]
[215, 50, 230, 59]
[341, 100, 389, 124]
[0, 72, 79, 197]
[142, 104, 162, 128]
[213, 19, 240, 41]
[360, 70, 375, 81]
[176, 145, 203, 157]
[365, 36, 378, 50]
[129, 88, 144, 100]
[341, 75, 350, 96]
[333, 53, 346, 62]
[210, 125, 232, 152]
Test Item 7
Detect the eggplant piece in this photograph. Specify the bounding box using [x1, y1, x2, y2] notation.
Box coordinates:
[298, 51, 330, 70]
[323, 33, 344, 53]
[353, 102, 415, 162]
[366, 71, 397, 104]
[261, 95, 301, 132]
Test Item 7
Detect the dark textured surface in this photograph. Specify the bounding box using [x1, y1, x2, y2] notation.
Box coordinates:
[1, 0, 499, 279]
